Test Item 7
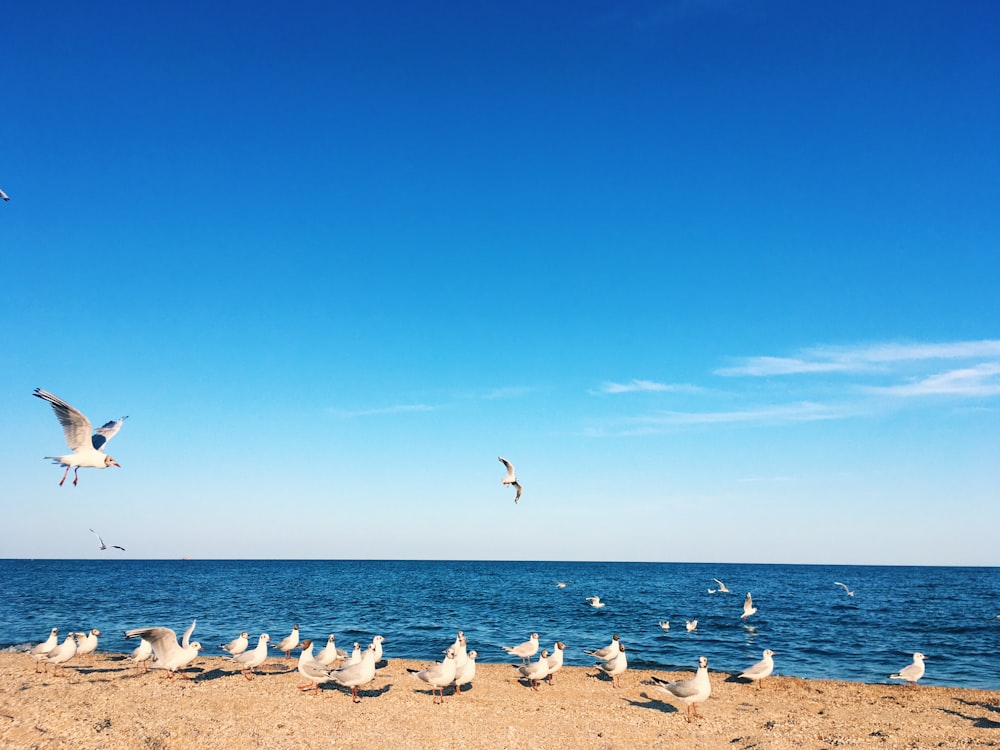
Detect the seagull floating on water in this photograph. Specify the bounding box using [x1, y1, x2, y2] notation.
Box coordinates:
[650, 656, 712, 723]
[889, 652, 926, 687]
[90, 528, 125, 551]
[498, 456, 523, 503]
[658, 621, 670, 631]
[34, 388, 127, 486]
[834, 581, 855, 597]
[685, 619, 698, 632]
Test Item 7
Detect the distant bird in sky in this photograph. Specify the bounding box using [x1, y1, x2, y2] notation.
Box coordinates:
[889, 652, 926, 687]
[33, 388, 127, 486]
[650, 656, 712, 722]
[586, 596, 606, 609]
[739, 649, 776, 687]
[834, 581, 855, 597]
[498, 456, 523, 503]
[90, 528, 125, 551]
[741, 592, 758, 620]
[0, 187, 9, 201]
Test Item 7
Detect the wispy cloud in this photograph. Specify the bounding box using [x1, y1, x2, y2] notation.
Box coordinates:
[716, 340, 1000, 377]
[598, 379, 702, 394]
[634, 401, 845, 426]
[868, 363, 1000, 397]
[333, 403, 437, 418]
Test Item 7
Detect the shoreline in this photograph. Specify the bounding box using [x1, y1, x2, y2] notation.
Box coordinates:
[3, 652, 998, 749]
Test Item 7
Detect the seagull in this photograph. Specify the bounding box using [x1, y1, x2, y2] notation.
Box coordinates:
[545, 642, 566, 685]
[296, 640, 337, 695]
[316, 634, 347, 666]
[650, 656, 712, 723]
[90, 529, 125, 552]
[44, 633, 79, 676]
[128, 638, 154, 672]
[453, 649, 477, 694]
[74, 629, 101, 662]
[740, 649, 776, 687]
[890, 652, 926, 687]
[658, 621, 670, 631]
[180, 619, 197, 649]
[30, 627, 59, 672]
[220, 631, 250, 656]
[515, 649, 550, 690]
[586, 596, 606, 609]
[502, 632, 539, 664]
[708, 578, 730, 594]
[742, 592, 757, 620]
[498, 456, 523, 503]
[450, 631, 468, 672]
[409, 647, 458, 703]
[346, 642, 362, 666]
[371, 635, 386, 664]
[124, 625, 203, 679]
[275, 624, 300, 659]
[834, 581, 855, 597]
[592, 642, 627, 688]
[556, 581, 568, 588]
[584, 633, 620, 660]
[0, 188, 8, 201]
[685, 619, 698, 632]
[230, 634, 270, 680]
[330, 643, 378, 702]
[33, 388, 127, 486]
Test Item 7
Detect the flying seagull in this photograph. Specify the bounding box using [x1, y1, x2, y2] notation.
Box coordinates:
[741, 592, 757, 620]
[0, 188, 9, 201]
[33, 388, 127, 486]
[498, 456, 523, 503]
[834, 581, 855, 597]
[90, 528, 125, 551]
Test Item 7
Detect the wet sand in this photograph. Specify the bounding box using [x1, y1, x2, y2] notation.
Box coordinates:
[2, 652, 998, 749]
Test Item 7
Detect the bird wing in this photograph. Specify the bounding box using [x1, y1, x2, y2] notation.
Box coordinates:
[498, 456, 515, 478]
[89, 529, 105, 548]
[34, 389, 93, 452]
[834, 581, 850, 592]
[513, 481, 523, 502]
[92, 416, 127, 451]
[653, 674, 699, 698]
[126, 627, 181, 663]
[111, 545, 126, 551]
[0, 188, 9, 201]
[181, 619, 196, 649]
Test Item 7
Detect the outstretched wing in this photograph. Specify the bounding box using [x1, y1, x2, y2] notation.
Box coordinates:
[498, 456, 515, 479]
[34, 389, 93, 452]
[125, 627, 181, 663]
[89, 528, 105, 549]
[181, 619, 197, 649]
[92, 416, 128, 451]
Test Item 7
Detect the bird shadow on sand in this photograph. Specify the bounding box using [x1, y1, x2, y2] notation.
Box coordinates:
[624, 692, 678, 715]
[939, 707, 1000, 730]
[328, 683, 392, 700]
[954, 698, 1000, 716]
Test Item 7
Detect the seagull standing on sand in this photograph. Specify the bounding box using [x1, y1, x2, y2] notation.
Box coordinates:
[498, 456, 523, 503]
[592, 642, 627, 688]
[409, 647, 458, 703]
[517, 649, 551, 690]
[128, 638, 154, 672]
[650, 656, 712, 722]
[33, 388, 127, 486]
[230, 634, 270, 680]
[124, 625, 203, 679]
[296, 640, 337, 694]
[890, 653, 926, 686]
[74, 629, 101, 662]
[44, 633, 78, 676]
[275, 624, 300, 659]
[30, 628, 59, 672]
[834, 581, 855, 597]
[330, 643, 378, 702]
[220, 632, 250, 656]
[740, 649, 776, 687]
[545, 642, 566, 685]
[371, 635, 386, 664]
[453, 649, 477, 694]
[742, 592, 758, 620]
[584, 633, 620, 660]
[90, 529, 125, 551]
[316, 634, 347, 666]
[502, 632, 539, 664]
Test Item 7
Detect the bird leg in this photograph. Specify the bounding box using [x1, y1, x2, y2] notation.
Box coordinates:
[243, 669, 255, 681]
[352, 687, 361, 703]
[73, 468, 80, 486]
[59, 466, 70, 486]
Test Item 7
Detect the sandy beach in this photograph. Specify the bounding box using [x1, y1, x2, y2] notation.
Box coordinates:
[2, 652, 998, 749]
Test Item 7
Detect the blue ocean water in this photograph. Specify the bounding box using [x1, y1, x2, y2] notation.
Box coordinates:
[1, 559, 998, 689]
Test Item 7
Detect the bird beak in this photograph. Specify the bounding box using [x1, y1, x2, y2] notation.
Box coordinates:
[112, 461, 121, 467]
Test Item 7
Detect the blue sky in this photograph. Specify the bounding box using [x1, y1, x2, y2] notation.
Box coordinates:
[2, 1, 998, 564]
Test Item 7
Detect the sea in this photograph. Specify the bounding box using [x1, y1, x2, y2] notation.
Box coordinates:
[2, 559, 998, 690]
